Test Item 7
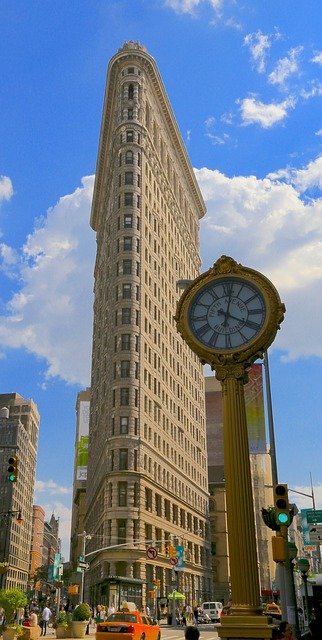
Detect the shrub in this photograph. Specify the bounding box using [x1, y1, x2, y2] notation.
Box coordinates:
[0, 588, 28, 625]
[72, 604, 90, 622]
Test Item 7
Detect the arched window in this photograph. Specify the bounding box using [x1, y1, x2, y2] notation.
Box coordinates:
[125, 150, 133, 164]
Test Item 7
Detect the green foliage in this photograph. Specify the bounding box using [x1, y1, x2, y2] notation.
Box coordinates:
[72, 604, 91, 621]
[0, 588, 28, 624]
[54, 611, 72, 629]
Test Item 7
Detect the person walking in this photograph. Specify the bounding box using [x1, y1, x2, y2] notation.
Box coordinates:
[41, 605, 51, 636]
[277, 621, 295, 639]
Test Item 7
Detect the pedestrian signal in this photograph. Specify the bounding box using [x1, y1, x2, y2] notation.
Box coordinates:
[7, 456, 18, 482]
[272, 535, 286, 563]
[274, 483, 290, 526]
[170, 545, 177, 559]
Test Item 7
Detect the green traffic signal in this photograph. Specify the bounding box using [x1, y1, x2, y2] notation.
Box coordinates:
[7, 456, 18, 482]
[274, 483, 290, 527]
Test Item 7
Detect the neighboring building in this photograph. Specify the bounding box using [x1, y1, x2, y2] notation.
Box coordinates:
[30, 504, 45, 578]
[85, 41, 211, 608]
[205, 365, 275, 603]
[0, 393, 40, 590]
[42, 514, 60, 566]
[70, 388, 90, 579]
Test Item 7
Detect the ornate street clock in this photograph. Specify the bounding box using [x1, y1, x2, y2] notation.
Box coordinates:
[175, 255, 285, 639]
[175, 254, 285, 370]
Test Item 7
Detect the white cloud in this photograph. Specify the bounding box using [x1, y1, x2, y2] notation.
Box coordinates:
[244, 30, 271, 74]
[268, 46, 303, 87]
[35, 479, 71, 495]
[300, 80, 322, 100]
[164, 0, 222, 15]
[239, 96, 296, 128]
[311, 52, 322, 66]
[0, 176, 13, 202]
[0, 175, 95, 386]
[195, 155, 322, 361]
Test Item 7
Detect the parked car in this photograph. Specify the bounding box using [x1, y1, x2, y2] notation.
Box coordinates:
[96, 611, 161, 640]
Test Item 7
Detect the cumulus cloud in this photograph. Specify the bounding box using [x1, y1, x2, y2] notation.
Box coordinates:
[196, 155, 322, 361]
[268, 46, 303, 87]
[0, 176, 13, 202]
[35, 479, 71, 495]
[0, 176, 95, 386]
[239, 95, 296, 128]
[244, 30, 271, 74]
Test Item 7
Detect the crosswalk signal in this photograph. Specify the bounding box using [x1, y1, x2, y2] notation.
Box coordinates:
[274, 483, 290, 526]
[7, 456, 18, 482]
[170, 545, 177, 559]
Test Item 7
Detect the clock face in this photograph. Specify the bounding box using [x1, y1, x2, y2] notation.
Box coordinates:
[188, 277, 266, 351]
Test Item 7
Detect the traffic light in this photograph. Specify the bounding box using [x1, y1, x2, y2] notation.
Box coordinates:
[274, 483, 290, 526]
[170, 545, 177, 559]
[165, 545, 170, 557]
[153, 579, 158, 587]
[157, 579, 160, 588]
[7, 456, 18, 482]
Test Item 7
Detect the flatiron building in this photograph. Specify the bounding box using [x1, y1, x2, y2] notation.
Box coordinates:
[85, 41, 211, 608]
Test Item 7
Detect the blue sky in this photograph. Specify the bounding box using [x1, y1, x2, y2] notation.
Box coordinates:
[1, 0, 322, 558]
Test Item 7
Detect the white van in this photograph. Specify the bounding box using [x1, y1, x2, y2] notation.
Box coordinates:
[202, 601, 223, 623]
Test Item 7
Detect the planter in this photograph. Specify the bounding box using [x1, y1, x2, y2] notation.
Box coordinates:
[71, 621, 89, 638]
[3, 628, 19, 640]
[55, 624, 71, 639]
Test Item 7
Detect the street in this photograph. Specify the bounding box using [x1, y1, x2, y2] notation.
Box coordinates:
[159, 625, 219, 640]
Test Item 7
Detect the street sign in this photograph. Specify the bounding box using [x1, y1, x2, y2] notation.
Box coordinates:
[306, 509, 322, 524]
[170, 557, 178, 565]
[78, 555, 85, 562]
[175, 545, 185, 571]
[146, 546, 158, 560]
[78, 562, 89, 569]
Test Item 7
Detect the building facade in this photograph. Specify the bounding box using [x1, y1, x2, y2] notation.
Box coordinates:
[0, 393, 39, 590]
[85, 41, 211, 609]
[70, 389, 90, 590]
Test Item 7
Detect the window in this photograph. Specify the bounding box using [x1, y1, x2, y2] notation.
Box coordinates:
[145, 487, 153, 511]
[127, 67, 134, 74]
[122, 283, 132, 299]
[124, 193, 133, 206]
[120, 361, 130, 378]
[128, 108, 133, 120]
[125, 150, 133, 164]
[128, 84, 134, 100]
[120, 416, 129, 434]
[122, 308, 131, 324]
[118, 482, 127, 507]
[156, 494, 162, 517]
[125, 171, 133, 185]
[123, 259, 132, 274]
[124, 214, 133, 228]
[121, 334, 131, 350]
[117, 519, 127, 544]
[124, 237, 132, 251]
[120, 388, 130, 405]
[126, 130, 134, 142]
[119, 448, 128, 470]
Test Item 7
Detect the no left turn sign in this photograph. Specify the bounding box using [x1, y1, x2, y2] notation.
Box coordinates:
[146, 546, 158, 560]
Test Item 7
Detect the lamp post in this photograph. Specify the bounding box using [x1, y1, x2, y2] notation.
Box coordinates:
[297, 557, 310, 627]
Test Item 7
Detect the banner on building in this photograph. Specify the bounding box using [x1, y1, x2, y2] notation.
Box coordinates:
[76, 400, 90, 480]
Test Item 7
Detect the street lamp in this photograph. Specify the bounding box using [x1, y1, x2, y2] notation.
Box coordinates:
[297, 557, 310, 627]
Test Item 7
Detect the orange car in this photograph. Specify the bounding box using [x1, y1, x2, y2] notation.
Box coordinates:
[96, 611, 161, 640]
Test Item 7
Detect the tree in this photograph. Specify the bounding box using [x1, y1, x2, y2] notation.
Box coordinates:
[0, 588, 28, 625]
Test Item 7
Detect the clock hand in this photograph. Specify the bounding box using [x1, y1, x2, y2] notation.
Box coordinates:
[217, 308, 229, 326]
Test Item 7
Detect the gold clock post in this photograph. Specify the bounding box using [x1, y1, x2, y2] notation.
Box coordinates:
[175, 256, 285, 640]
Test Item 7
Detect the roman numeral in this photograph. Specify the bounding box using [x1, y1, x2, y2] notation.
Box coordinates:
[225, 334, 232, 348]
[222, 283, 233, 297]
[248, 308, 263, 316]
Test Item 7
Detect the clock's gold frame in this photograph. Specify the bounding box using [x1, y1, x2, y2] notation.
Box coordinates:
[175, 255, 285, 369]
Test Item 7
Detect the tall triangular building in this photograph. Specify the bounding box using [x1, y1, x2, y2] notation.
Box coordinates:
[85, 41, 211, 609]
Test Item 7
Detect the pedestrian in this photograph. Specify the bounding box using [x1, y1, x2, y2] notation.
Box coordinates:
[30, 611, 38, 627]
[41, 605, 52, 636]
[277, 621, 295, 639]
[145, 605, 150, 617]
[185, 626, 200, 640]
[193, 606, 199, 626]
